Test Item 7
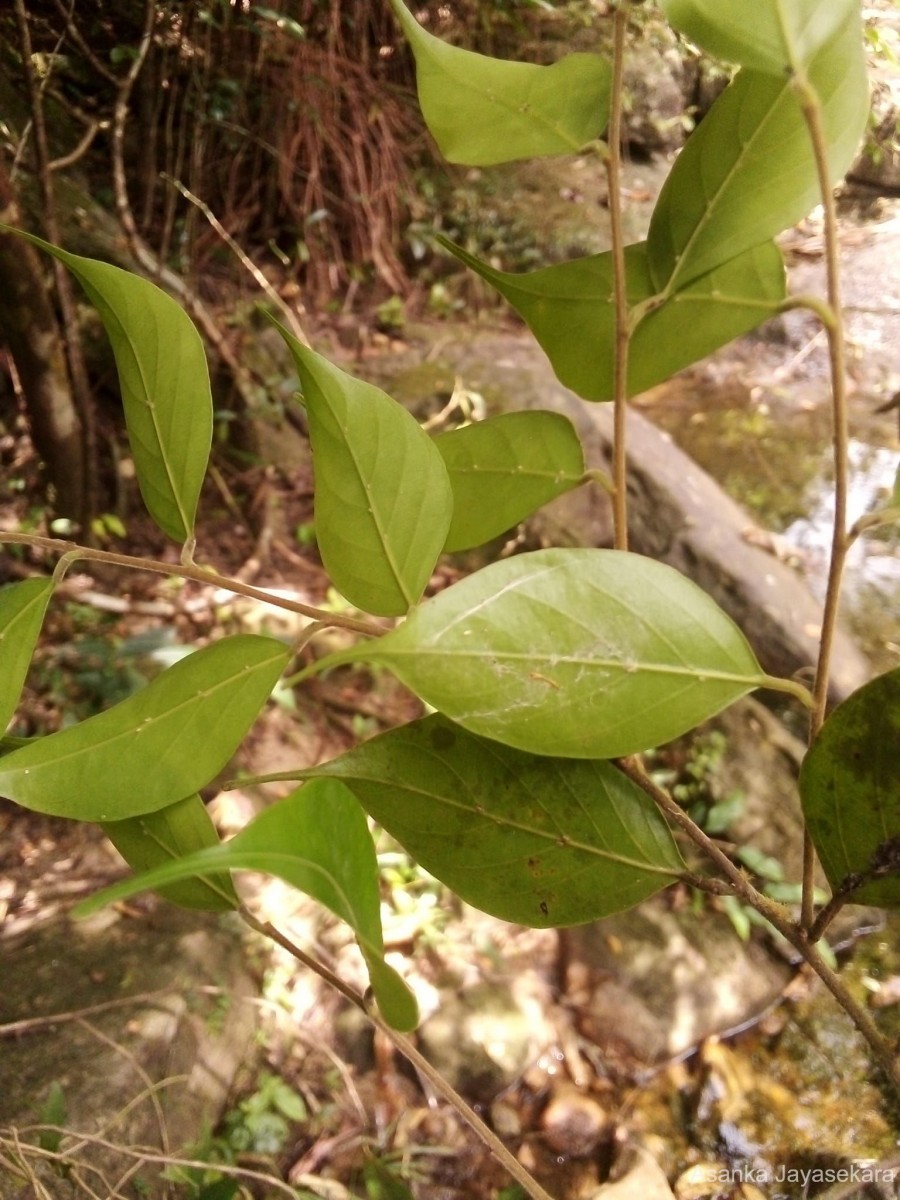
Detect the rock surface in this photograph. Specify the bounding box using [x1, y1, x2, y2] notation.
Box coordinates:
[560, 897, 792, 1066]
[0, 906, 257, 1198]
[384, 329, 871, 702]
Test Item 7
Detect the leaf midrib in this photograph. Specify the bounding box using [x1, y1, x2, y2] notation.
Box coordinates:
[414, 26, 603, 152]
[93, 292, 192, 538]
[654, 71, 792, 297]
[318, 397, 415, 610]
[374, 646, 762, 686]
[319, 771, 680, 878]
[0, 648, 285, 778]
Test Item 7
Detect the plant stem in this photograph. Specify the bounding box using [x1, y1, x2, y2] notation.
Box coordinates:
[616, 756, 780, 920]
[798, 938, 900, 1093]
[793, 75, 852, 931]
[618, 758, 900, 1094]
[239, 908, 559, 1200]
[0, 530, 383, 637]
[606, 1, 630, 551]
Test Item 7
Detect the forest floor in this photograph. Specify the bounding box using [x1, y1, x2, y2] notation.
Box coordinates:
[1, 183, 900, 1199]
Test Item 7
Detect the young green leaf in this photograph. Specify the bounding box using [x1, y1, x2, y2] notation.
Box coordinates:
[0, 634, 290, 821]
[647, 15, 868, 293]
[434, 411, 585, 551]
[103, 794, 239, 912]
[8, 231, 213, 543]
[320, 548, 768, 759]
[270, 324, 452, 616]
[0, 578, 53, 734]
[77, 781, 419, 1032]
[388, 0, 610, 165]
[442, 238, 785, 402]
[800, 668, 900, 909]
[37, 1082, 67, 1155]
[301, 714, 683, 927]
[660, 0, 857, 75]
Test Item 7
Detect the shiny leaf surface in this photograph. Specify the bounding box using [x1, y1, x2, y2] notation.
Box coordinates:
[103, 794, 239, 912]
[0, 635, 290, 820]
[647, 16, 868, 292]
[389, 0, 610, 164]
[322, 549, 767, 758]
[14, 232, 213, 543]
[660, 0, 857, 74]
[443, 238, 785, 401]
[273, 327, 452, 616]
[0, 579, 53, 734]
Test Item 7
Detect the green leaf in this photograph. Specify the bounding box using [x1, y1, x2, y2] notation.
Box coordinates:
[647, 15, 868, 293]
[7, 231, 213, 543]
[0, 634, 290, 821]
[364, 1160, 416, 1200]
[322, 548, 767, 759]
[37, 1082, 67, 1154]
[76, 781, 419, 1031]
[301, 714, 682, 927]
[800, 668, 900, 908]
[434, 412, 585, 551]
[388, 0, 610, 165]
[442, 238, 785, 402]
[660, 0, 857, 75]
[102, 794, 239, 912]
[0, 578, 53, 733]
[270, 325, 452, 616]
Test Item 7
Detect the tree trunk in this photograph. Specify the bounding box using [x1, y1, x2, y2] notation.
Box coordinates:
[0, 160, 86, 522]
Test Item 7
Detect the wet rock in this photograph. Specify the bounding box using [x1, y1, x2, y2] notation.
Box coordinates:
[850, 74, 900, 192]
[622, 36, 690, 157]
[417, 975, 556, 1099]
[0, 906, 257, 1199]
[560, 899, 792, 1065]
[540, 1084, 611, 1158]
[594, 1145, 676, 1199]
[412, 330, 870, 702]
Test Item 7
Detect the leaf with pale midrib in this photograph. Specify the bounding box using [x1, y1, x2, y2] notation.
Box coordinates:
[0, 579, 53, 734]
[270, 323, 452, 617]
[0, 635, 290, 821]
[77, 781, 418, 1031]
[435, 411, 585, 551]
[389, 0, 610, 165]
[320, 548, 768, 759]
[301, 714, 683, 927]
[5, 230, 213, 543]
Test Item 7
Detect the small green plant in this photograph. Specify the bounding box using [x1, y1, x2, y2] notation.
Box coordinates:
[1, 3, 899, 1197]
[221, 1072, 307, 1155]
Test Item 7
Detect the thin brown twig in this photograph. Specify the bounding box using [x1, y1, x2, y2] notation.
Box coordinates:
[0, 530, 383, 637]
[0, 988, 178, 1039]
[617, 757, 900, 1092]
[0, 1130, 305, 1200]
[238, 907, 559, 1200]
[793, 76, 852, 932]
[76, 1018, 173, 1176]
[606, 1, 631, 551]
[161, 174, 310, 347]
